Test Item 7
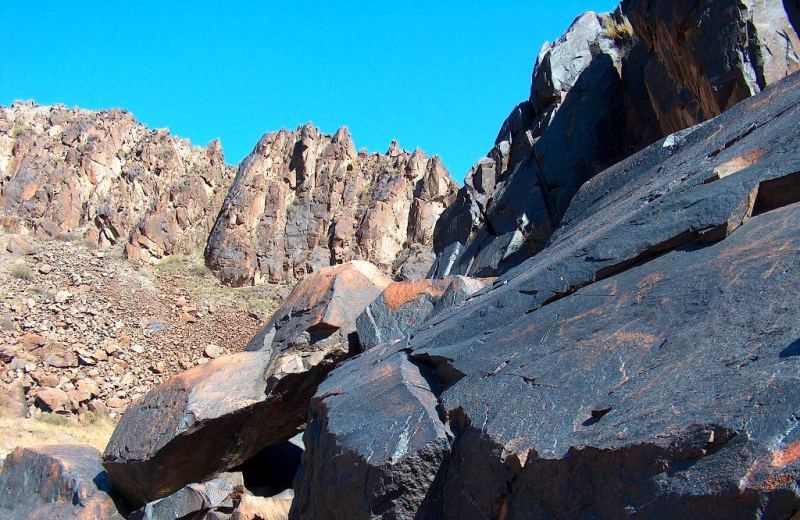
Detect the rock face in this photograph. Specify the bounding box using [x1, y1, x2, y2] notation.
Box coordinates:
[205, 125, 458, 286]
[0, 102, 231, 262]
[294, 72, 800, 518]
[103, 261, 389, 507]
[624, 0, 800, 134]
[430, 1, 800, 278]
[355, 276, 491, 350]
[0, 445, 123, 519]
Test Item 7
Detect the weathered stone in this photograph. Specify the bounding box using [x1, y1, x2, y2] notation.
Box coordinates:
[204, 343, 222, 359]
[355, 277, 490, 350]
[623, 0, 800, 134]
[104, 261, 389, 507]
[0, 102, 231, 262]
[0, 379, 27, 418]
[293, 341, 451, 519]
[6, 235, 33, 255]
[0, 445, 123, 519]
[35, 387, 74, 413]
[102, 352, 270, 506]
[129, 472, 243, 520]
[295, 73, 800, 518]
[232, 491, 293, 520]
[205, 126, 457, 286]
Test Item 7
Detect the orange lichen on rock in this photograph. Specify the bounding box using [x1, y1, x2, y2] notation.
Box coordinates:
[381, 280, 449, 310]
[706, 148, 765, 183]
[771, 441, 800, 468]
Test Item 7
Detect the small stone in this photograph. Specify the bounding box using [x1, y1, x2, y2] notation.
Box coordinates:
[35, 387, 73, 413]
[87, 399, 110, 415]
[45, 351, 79, 368]
[6, 236, 33, 255]
[203, 343, 222, 359]
[76, 379, 101, 397]
[38, 263, 54, 274]
[67, 389, 91, 404]
[107, 397, 127, 409]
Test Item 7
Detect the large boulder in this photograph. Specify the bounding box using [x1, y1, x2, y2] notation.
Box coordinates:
[205, 125, 458, 286]
[293, 340, 452, 519]
[293, 72, 800, 518]
[355, 277, 491, 349]
[430, 0, 800, 279]
[0, 445, 123, 519]
[103, 261, 390, 507]
[0, 102, 231, 261]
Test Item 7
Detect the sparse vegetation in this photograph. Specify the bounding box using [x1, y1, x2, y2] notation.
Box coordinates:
[602, 13, 634, 42]
[0, 412, 115, 459]
[12, 124, 32, 137]
[10, 262, 33, 281]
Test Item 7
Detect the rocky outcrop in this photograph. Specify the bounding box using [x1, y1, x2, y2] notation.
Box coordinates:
[0, 444, 124, 519]
[103, 261, 389, 506]
[0, 102, 232, 262]
[205, 126, 458, 286]
[355, 276, 491, 350]
[294, 71, 800, 518]
[624, 0, 800, 134]
[430, 1, 800, 279]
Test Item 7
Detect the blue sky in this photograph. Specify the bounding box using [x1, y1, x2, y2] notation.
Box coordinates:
[1, 1, 618, 181]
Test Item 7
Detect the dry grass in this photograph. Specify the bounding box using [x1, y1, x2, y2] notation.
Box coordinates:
[0, 412, 115, 460]
[9, 261, 34, 281]
[155, 253, 281, 316]
[602, 13, 634, 42]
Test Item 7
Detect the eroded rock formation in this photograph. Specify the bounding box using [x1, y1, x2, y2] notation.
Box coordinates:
[205, 126, 458, 286]
[294, 70, 800, 519]
[0, 102, 232, 262]
[430, 0, 800, 278]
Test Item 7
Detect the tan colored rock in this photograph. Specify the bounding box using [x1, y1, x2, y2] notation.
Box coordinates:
[6, 235, 33, 255]
[0, 102, 232, 262]
[204, 343, 222, 359]
[35, 387, 73, 413]
[0, 380, 27, 417]
[205, 125, 458, 286]
[231, 493, 292, 520]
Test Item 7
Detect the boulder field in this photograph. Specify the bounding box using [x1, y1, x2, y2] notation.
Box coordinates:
[0, 1, 799, 519]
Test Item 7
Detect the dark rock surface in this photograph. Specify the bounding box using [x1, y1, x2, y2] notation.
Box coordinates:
[129, 472, 243, 520]
[355, 277, 491, 350]
[430, 1, 800, 279]
[0, 444, 124, 519]
[292, 340, 452, 519]
[103, 261, 389, 507]
[294, 72, 800, 519]
[102, 351, 273, 507]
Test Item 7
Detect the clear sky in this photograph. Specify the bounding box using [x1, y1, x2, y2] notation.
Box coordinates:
[1, 1, 618, 181]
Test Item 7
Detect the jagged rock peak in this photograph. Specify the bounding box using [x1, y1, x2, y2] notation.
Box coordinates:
[430, 0, 800, 280]
[205, 124, 458, 286]
[0, 101, 232, 262]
